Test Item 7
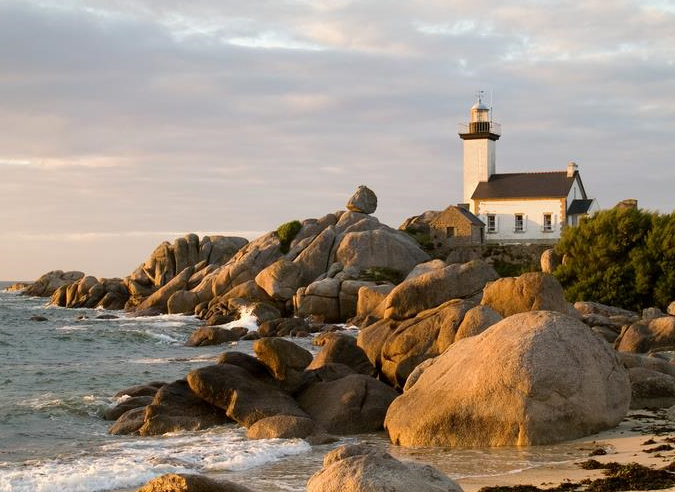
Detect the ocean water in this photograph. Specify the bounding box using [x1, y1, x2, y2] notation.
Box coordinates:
[0, 284, 586, 492]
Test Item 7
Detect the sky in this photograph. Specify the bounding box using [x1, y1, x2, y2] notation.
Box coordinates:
[1, 0, 674, 280]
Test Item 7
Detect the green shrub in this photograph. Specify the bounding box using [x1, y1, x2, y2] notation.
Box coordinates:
[491, 259, 538, 278]
[359, 267, 405, 284]
[555, 207, 675, 311]
[276, 220, 302, 254]
[403, 229, 434, 253]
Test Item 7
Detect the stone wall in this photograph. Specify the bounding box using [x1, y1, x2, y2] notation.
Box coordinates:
[445, 243, 550, 277]
[429, 207, 483, 249]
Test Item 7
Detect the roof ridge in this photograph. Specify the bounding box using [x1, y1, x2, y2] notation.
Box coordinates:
[493, 171, 567, 176]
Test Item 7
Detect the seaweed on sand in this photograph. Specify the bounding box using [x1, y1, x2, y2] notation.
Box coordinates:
[478, 461, 675, 492]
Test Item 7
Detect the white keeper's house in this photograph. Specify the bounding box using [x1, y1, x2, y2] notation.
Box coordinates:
[458, 94, 598, 244]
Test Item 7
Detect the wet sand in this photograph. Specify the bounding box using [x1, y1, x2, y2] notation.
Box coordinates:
[459, 411, 675, 492]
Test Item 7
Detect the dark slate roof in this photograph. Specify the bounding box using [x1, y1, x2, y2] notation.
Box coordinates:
[567, 199, 594, 215]
[471, 172, 576, 200]
[454, 206, 486, 226]
[431, 205, 485, 227]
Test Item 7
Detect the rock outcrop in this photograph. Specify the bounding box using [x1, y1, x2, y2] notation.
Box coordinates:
[38, 188, 433, 324]
[379, 299, 475, 389]
[24, 270, 84, 297]
[137, 380, 228, 436]
[185, 326, 241, 347]
[245, 415, 333, 444]
[398, 211, 441, 236]
[135, 266, 195, 313]
[668, 301, 675, 316]
[618, 352, 675, 378]
[307, 333, 375, 376]
[254, 259, 302, 301]
[136, 473, 255, 492]
[211, 232, 284, 299]
[481, 272, 572, 318]
[385, 311, 631, 447]
[540, 248, 561, 273]
[628, 367, 675, 409]
[454, 305, 503, 341]
[104, 396, 153, 421]
[297, 374, 397, 434]
[354, 283, 394, 323]
[335, 229, 429, 278]
[383, 260, 497, 320]
[187, 364, 307, 427]
[126, 234, 248, 309]
[253, 337, 313, 388]
[307, 443, 463, 492]
[346, 185, 378, 214]
[615, 316, 675, 353]
[574, 301, 639, 319]
[51, 276, 129, 310]
[4, 282, 31, 292]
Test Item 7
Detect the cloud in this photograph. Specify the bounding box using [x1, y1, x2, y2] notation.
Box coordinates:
[0, 159, 32, 166]
[227, 31, 325, 51]
[0, 230, 266, 242]
[0, 156, 131, 168]
[415, 20, 482, 36]
[0, 0, 674, 280]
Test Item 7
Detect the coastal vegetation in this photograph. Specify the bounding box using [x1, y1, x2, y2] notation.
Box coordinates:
[555, 207, 675, 311]
[275, 220, 302, 254]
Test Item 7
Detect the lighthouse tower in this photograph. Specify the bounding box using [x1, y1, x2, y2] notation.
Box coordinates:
[458, 92, 501, 208]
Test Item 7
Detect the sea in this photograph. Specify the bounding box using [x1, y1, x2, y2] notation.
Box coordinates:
[0, 281, 587, 492]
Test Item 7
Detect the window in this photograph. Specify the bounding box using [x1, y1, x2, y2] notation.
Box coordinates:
[543, 213, 553, 232]
[487, 214, 497, 233]
[515, 214, 524, 232]
[446, 227, 455, 238]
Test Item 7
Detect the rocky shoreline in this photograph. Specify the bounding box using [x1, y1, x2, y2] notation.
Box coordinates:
[8, 186, 675, 492]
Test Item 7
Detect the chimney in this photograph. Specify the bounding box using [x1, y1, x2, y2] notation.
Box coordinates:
[567, 161, 578, 177]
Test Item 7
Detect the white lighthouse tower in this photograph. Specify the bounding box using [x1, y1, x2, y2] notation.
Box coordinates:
[458, 91, 501, 208]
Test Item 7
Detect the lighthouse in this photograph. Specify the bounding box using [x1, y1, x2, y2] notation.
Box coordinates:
[458, 91, 501, 207]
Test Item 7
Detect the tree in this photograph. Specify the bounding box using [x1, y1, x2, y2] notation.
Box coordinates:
[554, 207, 663, 311]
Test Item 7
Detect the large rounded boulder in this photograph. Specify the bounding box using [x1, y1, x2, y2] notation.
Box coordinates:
[480, 272, 571, 318]
[383, 260, 498, 320]
[297, 374, 397, 434]
[615, 316, 675, 353]
[136, 473, 254, 492]
[307, 443, 462, 492]
[334, 229, 429, 278]
[346, 185, 378, 214]
[385, 311, 631, 447]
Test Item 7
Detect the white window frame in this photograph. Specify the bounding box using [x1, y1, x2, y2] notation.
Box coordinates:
[486, 214, 497, 233]
[543, 213, 553, 232]
[514, 213, 526, 233]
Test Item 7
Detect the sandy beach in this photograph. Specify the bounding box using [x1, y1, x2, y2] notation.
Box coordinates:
[459, 411, 675, 492]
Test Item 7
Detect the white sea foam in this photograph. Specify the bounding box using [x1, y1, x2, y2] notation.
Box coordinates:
[221, 306, 259, 332]
[116, 328, 181, 344]
[131, 354, 217, 365]
[123, 313, 196, 325]
[0, 427, 311, 492]
[16, 393, 110, 417]
[56, 324, 88, 331]
[143, 331, 180, 344]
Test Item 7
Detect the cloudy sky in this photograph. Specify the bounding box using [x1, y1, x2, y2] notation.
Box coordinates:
[1, 0, 674, 280]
